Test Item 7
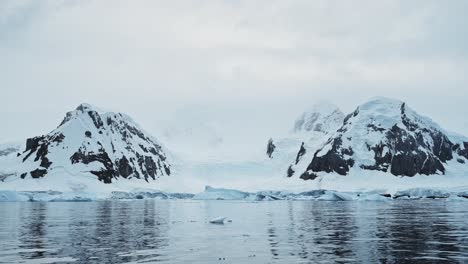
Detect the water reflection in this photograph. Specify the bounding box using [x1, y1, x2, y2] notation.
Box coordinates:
[262, 201, 468, 263]
[87, 201, 170, 263]
[266, 211, 279, 259]
[375, 202, 468, 263]
[1, 200, 468, 263]
[298, 202, 358, 262]
[19, 203, 48, 259]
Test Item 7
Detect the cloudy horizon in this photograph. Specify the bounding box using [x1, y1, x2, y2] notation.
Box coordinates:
[1, 0, 467, 144]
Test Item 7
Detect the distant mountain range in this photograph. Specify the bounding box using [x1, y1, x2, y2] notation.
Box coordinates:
[269, 97, 468, 180]
[0, 97, 467, 191]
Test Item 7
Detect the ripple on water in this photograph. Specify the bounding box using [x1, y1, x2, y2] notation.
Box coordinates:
[0, 200, 468, 263]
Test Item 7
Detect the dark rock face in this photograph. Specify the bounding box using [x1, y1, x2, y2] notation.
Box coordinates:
[387, 126, 446, 176]
[391, 151, 442, 176]
[360, 143, 391, 172]
[67, 138, 169, 183]
[52, 133, 65, 143]
[21, 135, 56, 176]
[71, 144, 115, 183]
[287, 165, 294, 177]
[361, 125, 448, 176]
[266, 138, 276, 158]
[295, 142, 306, 165]
[35, 144, 49, 165]
[307, 138, 354, 176]
[455, 142, 468, 160]
[358, 104, 455, 176]
[25, 136, 44, 154]
[40, 157, 52, 169]
[30, 169, 47, 178]
[23, 134, 64, 170]
[87, 111, 104, 129]
[117, 156, 133, 178]
[299, 170, 319, 180]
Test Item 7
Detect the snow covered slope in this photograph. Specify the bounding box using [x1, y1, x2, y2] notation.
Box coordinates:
[300, 97, 468, 180]
[266, 102, 345, 178]
[0, 142, 21, 182]
[15, 103, 171, 184]
[293, 101, 345, 134]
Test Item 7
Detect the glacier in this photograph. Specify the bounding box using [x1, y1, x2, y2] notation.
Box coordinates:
[2, 186, 468, 202]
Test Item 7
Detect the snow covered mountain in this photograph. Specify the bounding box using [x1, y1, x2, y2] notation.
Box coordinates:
[293, 101, 345, 134]
[1, 98, 467, 198]
[299, 97, 468, 180]
[16, 103, 171, 183]
[266, 102, 345, 178]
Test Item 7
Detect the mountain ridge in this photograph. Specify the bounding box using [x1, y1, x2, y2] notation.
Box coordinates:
[0, 97, 467, 194]
[297, 97, 468, 180]
[17, 103, 171, 183]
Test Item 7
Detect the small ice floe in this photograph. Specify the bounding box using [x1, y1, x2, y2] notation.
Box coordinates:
[209, 217, 227, 224]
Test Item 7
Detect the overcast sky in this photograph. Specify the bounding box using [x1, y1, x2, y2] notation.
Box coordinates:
[1, 0, 467, 144]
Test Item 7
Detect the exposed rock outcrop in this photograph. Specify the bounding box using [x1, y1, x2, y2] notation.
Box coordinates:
[266, 138, 276, 158]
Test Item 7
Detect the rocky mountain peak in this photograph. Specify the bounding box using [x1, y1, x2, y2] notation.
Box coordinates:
[18, 104, 171, 183]
[298, 97, 468, 180]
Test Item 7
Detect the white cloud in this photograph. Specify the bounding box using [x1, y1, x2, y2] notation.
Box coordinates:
[0, 0, 467, 143]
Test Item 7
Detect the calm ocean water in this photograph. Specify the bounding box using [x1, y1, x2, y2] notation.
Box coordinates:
[1, 200, 468, 263]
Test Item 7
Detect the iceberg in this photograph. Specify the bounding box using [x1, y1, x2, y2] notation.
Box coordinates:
[394, 188, 451, 199]
[1, 186, 468, 202]
[0, 191, 29, 202]
[209, 217, 227, 224]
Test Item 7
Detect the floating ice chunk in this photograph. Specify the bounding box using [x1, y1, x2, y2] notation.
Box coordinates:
[357, 193, 390, 201]
[209, 217, 227, 224]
